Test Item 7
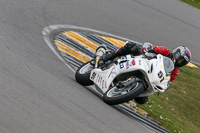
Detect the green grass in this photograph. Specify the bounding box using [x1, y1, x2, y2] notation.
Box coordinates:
[137, 66, 200, 133]
[181, 0, 200, 9]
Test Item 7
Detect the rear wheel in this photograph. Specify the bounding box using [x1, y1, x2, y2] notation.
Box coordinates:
[75, 61, 94, 86]
[103, 81, 144, 105]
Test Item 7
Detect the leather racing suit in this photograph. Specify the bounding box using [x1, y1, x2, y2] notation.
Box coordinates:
[102, 41, 179, 83]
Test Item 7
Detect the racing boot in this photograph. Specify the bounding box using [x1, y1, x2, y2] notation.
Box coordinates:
[134, 97, 149, 104]
[94, 44, 107, 68]
[95, 44, 107, 55]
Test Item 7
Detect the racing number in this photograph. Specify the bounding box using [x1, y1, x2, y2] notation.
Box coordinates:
[91, 72, 96, 80]
[119, 56, 126, 69]
[158, 71, 163, 78]
[158, 71, 164, 83]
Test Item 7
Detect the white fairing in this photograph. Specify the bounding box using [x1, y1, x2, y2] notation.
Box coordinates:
[90, 54, 174, 97]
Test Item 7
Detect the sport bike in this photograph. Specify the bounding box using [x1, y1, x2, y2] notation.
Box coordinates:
[75, 45, 174, 105]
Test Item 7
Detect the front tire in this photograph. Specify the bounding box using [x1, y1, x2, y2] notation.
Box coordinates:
[75, 61, 94, 86]
[103, 82, 144, 105]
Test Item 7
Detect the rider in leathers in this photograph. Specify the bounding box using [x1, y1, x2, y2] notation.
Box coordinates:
[100, 41, 191, 104]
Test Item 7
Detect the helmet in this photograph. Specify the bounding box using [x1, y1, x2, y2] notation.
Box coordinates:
[172, 46, 191, 67]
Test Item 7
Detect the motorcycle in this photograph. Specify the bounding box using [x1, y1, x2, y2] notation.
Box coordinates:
[75, 44, 174, 105]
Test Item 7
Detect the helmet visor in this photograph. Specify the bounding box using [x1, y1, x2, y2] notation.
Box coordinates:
[175, 56, 188, 67]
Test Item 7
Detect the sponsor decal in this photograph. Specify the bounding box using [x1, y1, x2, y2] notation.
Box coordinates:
[121, 56, 126, 60]
[132, 59, 135, 66]
[127, 60, 134, 67]
[96, 74, 99, 82]
[187, 50, 191, 57]
[184, 55, 189, 62]
[108, 68, 117, 78]
[126, 61, 129, 69]
[139, 60, 141, 65]
[102, 80, 107, 89]
[156, 61, 158, 67]
[98, 76, 102, 83]
[102, 80, 104, 89]
[100, 77, 103, 84]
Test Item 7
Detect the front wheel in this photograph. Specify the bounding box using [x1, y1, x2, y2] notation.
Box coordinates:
[103, 82, 144, 105]
[75, 61, 94, 86]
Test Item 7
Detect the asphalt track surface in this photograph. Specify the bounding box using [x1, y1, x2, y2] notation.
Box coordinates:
[0, 0, 200, 133]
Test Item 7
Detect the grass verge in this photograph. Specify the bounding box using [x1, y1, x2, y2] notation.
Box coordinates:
[181, 0, 200, 9]
[137, 66, 200, 133]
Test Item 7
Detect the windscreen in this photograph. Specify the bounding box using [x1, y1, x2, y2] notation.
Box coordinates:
[163, 56, 174, 75]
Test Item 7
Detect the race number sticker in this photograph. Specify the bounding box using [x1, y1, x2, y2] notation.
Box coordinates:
[120, 63, 124, 69]
[91, 72, 96, 80]
[158, 71, 164, 83]
[119, 56, 127, 69]
[158, 71, 163, 78]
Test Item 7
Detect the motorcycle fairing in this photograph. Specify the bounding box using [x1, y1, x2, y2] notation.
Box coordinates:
[90, 54, 172, 95]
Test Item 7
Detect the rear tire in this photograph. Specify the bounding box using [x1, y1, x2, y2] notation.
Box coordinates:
[103, 82, 144, 105]
[75, 61, 94, 86]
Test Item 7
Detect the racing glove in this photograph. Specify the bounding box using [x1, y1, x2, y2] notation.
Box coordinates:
[141, 48, 156, 60]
